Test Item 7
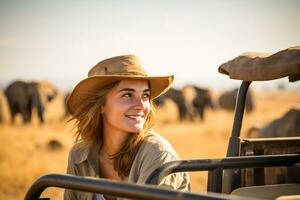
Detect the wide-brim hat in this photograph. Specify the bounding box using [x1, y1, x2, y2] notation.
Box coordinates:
[67, 55, 174, 116]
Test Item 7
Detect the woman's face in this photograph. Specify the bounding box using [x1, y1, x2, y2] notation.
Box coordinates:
[102, 79, 151, 134]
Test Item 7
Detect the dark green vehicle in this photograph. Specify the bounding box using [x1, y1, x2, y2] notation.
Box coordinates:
[25, 46, 300, 200]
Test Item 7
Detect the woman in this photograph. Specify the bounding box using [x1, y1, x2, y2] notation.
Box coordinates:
[64, 55, 190, 200]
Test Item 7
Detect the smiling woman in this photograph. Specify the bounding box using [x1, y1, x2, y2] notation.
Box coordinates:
[64, 55, 190, 200]
[102, 80, 151, 135]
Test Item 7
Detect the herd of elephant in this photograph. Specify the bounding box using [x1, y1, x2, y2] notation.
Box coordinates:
[153, 86, 254, 122]
[157, 87, 300, 138]
[0, 80, 58, 124]
[0, 80, 299, 138]
[0, 80, 253, 124]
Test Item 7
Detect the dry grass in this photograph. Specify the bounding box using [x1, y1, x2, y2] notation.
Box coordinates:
[0, 89, 299, 200]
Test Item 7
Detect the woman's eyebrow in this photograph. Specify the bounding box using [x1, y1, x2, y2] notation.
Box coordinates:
[144, 89, 150, 93]
[117, 88, 150, 93]
[118, 88, 135, 93]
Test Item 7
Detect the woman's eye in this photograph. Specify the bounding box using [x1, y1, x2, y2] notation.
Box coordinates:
[122, 93, 132, 98]
[142, 93, 150, 99]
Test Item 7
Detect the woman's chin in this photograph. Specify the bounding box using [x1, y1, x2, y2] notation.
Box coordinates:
[127, 126, 143, 133]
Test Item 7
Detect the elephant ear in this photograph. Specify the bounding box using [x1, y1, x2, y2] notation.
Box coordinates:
[35, 80, 58, 103]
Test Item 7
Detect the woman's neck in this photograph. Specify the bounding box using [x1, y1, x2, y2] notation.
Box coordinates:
[102, 129, 130, 155]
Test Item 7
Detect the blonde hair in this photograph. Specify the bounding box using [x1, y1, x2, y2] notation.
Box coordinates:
[70, 81, 156, 177]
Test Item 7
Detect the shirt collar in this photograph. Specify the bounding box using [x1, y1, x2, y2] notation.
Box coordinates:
[73, 141, 100, 166]
[72, 142, 89, 164]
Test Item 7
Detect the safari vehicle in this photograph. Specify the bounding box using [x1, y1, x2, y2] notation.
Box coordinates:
[25, 46, 300, 200]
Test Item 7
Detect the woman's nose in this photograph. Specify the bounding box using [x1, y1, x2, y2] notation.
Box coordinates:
[133, 97, 145, 110]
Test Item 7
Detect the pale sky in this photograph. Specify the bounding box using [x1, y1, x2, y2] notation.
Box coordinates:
[1, 0, 300, 91]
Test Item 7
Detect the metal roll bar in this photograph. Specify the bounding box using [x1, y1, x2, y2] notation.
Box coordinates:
[25, 174, 230, 200]
[222, 81, 251, 193]
[145, 154, 300, 185]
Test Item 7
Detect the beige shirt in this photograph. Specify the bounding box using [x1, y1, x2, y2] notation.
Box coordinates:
[64, 131, 190, 200]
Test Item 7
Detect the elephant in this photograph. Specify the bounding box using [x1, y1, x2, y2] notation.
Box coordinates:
[154, 86, 214, 121]
[4, 80, 57, 124]
[191, 86, 214, 121]
[218, 88, 254, 113]
[0, 90, 3, 123]
[0, 89, 11, 124]
[182, 85, 214, 121]
[154, 87, 188, 121]
[247, 108, 300, 138]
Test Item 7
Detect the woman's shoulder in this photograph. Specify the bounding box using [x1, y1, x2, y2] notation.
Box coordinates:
[68, 142, 89, 164]
[142, 131, 178, 157]
[128, 131, 185, 185]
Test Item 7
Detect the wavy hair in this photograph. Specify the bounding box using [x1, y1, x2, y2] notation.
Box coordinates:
[70, 81, 156, 177]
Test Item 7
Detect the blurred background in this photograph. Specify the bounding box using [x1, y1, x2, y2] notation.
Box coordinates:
[0, 0, 299, 199]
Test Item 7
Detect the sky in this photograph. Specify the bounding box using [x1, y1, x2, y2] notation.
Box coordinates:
[0, 0, 300, 91]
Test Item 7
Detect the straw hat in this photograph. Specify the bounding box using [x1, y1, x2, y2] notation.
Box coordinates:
[67, 55, 174, 115]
